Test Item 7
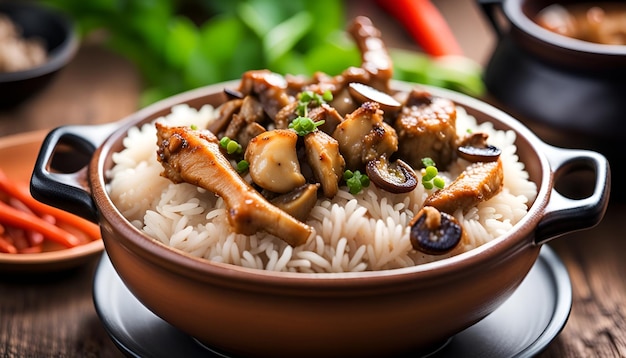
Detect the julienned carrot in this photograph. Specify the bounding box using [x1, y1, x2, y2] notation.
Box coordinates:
[376, 0, 463, 57]
[0, 169, 101, 241]
[0, 235, 17, 254]
[0, 200, 81, 248]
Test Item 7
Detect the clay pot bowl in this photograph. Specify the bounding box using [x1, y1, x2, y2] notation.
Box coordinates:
[30, 80, 609, 357]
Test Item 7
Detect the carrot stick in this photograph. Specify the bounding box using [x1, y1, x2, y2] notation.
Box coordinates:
[0, 200, 81, 248]
[19, 245, 43, 254]
[0, 235, 17, 254]
[376, 0, 464, 57]
[9, 197, 45, 246]
[0, 169, 101, 241]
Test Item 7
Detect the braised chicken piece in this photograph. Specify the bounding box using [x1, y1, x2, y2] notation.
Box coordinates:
[236, 122, 266, 151]
[244, 129, 306, 194]
[395, 89, 458, 170]
[333, 102, 398, 170]
[238, 69, 294, 120]
[223, 95, 266, 139]
[208, 98, 243, 135]
[424, 158, 504, 215]
[155, 123, 312, 247]
[152, 16, 517, 250]
[307, 103, 344, 135]
[304, 130, 345, 198]
[348, 16, 393, 92]
[274, 101, 299, 130]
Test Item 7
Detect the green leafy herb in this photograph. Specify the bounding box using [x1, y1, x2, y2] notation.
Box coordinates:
[343, 169, 370, 194]
[420, 157, 445, 190]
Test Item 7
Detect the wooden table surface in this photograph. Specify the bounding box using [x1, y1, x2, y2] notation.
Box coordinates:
[1, 1, 625, 357]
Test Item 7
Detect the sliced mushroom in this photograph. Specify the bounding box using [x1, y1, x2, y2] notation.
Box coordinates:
[409, 206, 463, 255]
[244, 129, 306, 194]
[457, 132, 501, 162]
[348, 82, 401, 113]
[224, 87, 244, 100]
[366, 157, 418, 193]
[271, 184, 320, 222]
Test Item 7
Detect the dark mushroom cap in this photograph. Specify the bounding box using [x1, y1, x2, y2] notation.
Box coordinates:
[348, 82, 401, 112]
[409, 206, 463, 255]
[457, 144, 501, 162]
[366, 158, 418, 194]
[456, 131, 501, 162]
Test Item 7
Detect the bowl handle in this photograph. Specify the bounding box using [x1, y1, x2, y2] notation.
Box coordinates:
[476, 0, 505, 38]
[30, 122, 119, 223]
[534, 143, 611, 245]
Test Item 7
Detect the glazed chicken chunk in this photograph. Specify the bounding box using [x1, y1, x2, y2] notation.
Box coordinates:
[155, 123, 312, 247]
[333, 101, 398, 170]
[424, 158, 504, 214]
[395, 89, 457, 169]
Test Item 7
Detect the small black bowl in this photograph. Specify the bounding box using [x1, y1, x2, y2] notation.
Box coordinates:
[0, 2, 78, 108]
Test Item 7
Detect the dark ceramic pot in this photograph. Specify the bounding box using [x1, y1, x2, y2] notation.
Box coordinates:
[0, 2, 78, 108]
[479, 0, 626, 200]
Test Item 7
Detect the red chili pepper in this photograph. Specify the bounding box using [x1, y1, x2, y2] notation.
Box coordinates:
[376, 0, 464, 57]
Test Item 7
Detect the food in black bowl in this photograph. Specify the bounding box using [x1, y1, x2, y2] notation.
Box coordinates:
[0, 2, 78, 108]
[478, 0, 626, 200]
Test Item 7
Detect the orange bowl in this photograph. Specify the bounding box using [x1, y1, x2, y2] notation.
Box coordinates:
[0, 130, 103, 273]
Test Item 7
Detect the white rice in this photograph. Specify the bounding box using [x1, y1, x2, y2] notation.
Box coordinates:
[107, 103, 537, 273]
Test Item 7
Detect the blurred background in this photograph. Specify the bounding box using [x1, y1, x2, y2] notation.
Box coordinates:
[0, 0, 492, 135]
[33, 0, 488, 104]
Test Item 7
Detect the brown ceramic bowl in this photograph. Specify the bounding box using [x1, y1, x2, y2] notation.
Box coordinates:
[30, 80, 609, 357]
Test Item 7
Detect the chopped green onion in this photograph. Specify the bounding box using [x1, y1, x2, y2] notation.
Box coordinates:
[344, 169, 369, 194]
[190, 124, 198, 130]
[219, 136, 243, 155]
[322, 89, 333, 102]
[219, 136, 231, 148]
[236, 160, 249, 173]
[226, 140, 241, 154]
[289, 116, 325, 136]
[420, 157, 445, 190]
[433, 177, 446, 189]
[295, 90, 333, 118]
[421, 157, 436, 167]
[423, 166, 438, 181]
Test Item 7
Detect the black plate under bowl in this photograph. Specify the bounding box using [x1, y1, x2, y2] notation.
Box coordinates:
[93, 245, 572, 358]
